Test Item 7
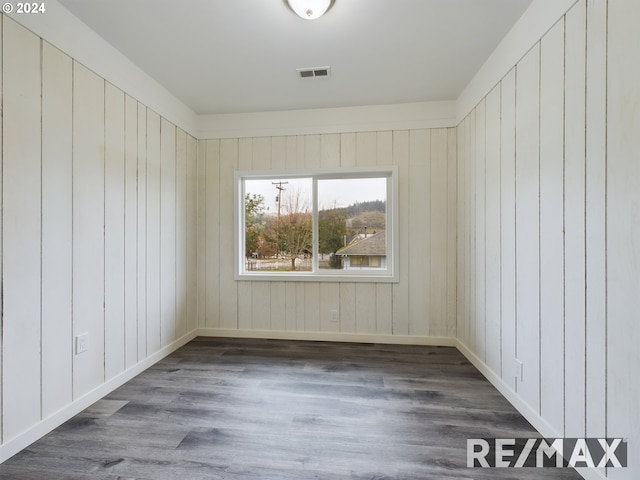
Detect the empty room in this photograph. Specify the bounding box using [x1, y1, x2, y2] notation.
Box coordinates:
[0, 0, 637, 478]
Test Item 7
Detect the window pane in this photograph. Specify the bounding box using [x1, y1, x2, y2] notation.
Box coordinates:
[244, 178, 312, 272]
[317, 177, 387, 270]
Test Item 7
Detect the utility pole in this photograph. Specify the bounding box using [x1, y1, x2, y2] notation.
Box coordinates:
[272, 180, 288, 259]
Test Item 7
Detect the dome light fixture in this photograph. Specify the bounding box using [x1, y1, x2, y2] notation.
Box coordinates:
[286, 0, 334, 20]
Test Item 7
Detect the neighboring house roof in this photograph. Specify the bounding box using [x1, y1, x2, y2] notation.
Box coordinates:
[336, 231, 386, 256]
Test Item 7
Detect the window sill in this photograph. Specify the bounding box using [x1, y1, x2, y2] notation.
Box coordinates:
[235, 272, 399, 283]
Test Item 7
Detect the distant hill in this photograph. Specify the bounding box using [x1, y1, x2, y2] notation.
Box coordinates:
[319, 200, 386, 235]
[319, 200, 385, 218]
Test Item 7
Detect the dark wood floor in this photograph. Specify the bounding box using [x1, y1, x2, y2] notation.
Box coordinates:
[0, 338, 582, 479]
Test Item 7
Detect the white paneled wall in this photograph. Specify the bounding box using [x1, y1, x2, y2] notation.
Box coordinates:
[3, 17, 42, 442]
[539, 18, 565, 433]
[197, 129, 457, 341]
[0, 15, 3, 440]
[457, 0, 639, 478]
[2, 1, 638, 477]
[105, 81, 126, 381]
[41, 40, 73, 419]
[0, 16, 197, 458]
[563, 0, 587, 438]
[607, 1, 640, 479]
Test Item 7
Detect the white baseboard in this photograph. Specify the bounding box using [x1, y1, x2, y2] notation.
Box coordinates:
[195, 328, 457, 347]
[455, 339, 606, 480]
[0, 330, 197, 464]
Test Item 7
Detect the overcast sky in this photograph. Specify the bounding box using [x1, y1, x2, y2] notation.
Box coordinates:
[245, 177, 386, 214]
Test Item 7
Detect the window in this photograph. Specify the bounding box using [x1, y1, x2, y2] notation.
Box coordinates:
[235, 167, 398, 282]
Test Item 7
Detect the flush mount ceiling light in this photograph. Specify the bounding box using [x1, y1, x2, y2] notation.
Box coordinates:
[286, 0, 334, 20]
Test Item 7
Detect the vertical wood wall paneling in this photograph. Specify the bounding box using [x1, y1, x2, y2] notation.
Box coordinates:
[0, 14, 204, 453]
[563, 0, 587, 437]
[284, 135, 298, 171]
[294, 282, 306, 332]
[237, 138, 253, 330]
[338, 283, 355, 334]
[337, 133, 355, 168]
[320, 133, 340, 170]
[446, 128, 457, 338]
[41, 41, 73, 418]
[251, 137, 271, 331]
[376, 131, 393, 335]
[284, 282, 297, 332]
[104, 82, 126, 380]
[304, 134, 321, 169]
[2, 19, 42, 440]
[466, 112, 476, 351]
[304, 282, 320, 333]
[514, 44, 541, 409]
[474, 101, 487, 360]
[539, 19, 565, 433]
[500, 68, 517, 389]
[269, 279, 286, 331]
[195, 128, 455, 340]
[271, 136, 286, 172]
[584, 0, 607, 440]
[319, 283, 340, 333]
[186, 134, 198, 332]
[136, 104, 148, 361]
[145, 110, 161, 352]
[0, 14, 3, 439]
[408, 130, 430, 336]
[354, 282, 375, 335]
[294, 135, 306, 169]
[456, 119, 466, 346]
[392, 130, 410, 336]
[196, 140, 207, 329]
[205, 139, 221, 329]
[429, 129, 448, 337]
[219, 139, 238, 330]
[175, 129, 188, 337]
[72, 62, 105, 399]
[124, 95, 138, 368]
[484, 85, 502, 375]
[607, 0, 640, 477]
[160, 118, 177, 347]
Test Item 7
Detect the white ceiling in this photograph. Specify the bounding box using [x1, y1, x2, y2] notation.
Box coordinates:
[57, 0, 532, 116]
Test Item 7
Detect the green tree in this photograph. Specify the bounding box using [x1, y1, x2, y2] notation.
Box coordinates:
[245, 193, 266, 257]
[319, 209, 347, 269]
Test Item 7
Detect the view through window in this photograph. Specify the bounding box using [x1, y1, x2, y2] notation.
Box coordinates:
[237, 169, 396, 280]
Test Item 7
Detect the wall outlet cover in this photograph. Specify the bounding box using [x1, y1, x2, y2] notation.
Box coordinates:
[76, 333, 89, 355]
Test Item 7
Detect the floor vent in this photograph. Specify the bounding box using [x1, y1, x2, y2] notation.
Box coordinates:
[297, 66, 331, 79]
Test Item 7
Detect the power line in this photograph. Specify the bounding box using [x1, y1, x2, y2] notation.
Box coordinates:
[272, 181, 288, 259]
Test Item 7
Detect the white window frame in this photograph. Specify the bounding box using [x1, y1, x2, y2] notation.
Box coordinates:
[234, 167, 399, 283]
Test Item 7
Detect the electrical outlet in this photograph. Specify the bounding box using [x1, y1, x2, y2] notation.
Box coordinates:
[330, 309, 338, 323]
[76, 333, 89, 355]
[515, 359, 523, 382]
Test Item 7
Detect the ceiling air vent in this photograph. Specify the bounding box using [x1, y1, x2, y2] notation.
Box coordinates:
[297, 66, 331, 79]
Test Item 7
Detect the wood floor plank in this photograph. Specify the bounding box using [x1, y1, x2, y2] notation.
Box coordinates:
[0, 338, 582, 479]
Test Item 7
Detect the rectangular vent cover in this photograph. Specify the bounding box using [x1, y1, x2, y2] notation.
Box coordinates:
[297, 66, 331, 79]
